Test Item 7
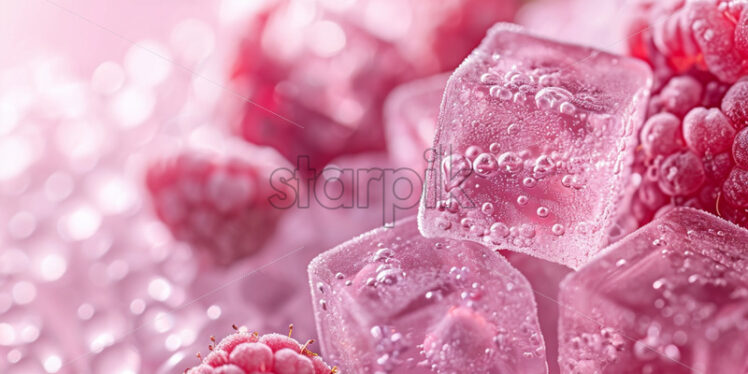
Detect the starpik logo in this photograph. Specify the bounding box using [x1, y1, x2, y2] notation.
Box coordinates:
[267, 145, 476, 227]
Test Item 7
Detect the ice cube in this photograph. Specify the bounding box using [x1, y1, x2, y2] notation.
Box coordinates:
[418, 23, 652, 269]
[503, 252, 572, 374]
[385, 74, 449, 171]
[309, 216, 548, 373]
[559, 208, 748, 373]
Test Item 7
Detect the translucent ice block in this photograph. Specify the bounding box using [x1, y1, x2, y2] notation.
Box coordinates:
[503, 252, 571, 374]
[384, 73, 448, 171]
[419, 23, 652, 269]
[309, 216, 548, 373]
[559, 208, 748, 373]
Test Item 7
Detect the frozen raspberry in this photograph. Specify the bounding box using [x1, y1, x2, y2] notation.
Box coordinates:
[228, 1, 406, 172]
[228, 0, 518, 172]
[627, 0, 748, 83]
[186, 326, 334, 374]
[146, 136, 293, 265]
[629, 73, 748, 230]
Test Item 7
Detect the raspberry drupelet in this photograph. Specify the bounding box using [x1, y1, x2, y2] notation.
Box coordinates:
[186, 325, 335, 374]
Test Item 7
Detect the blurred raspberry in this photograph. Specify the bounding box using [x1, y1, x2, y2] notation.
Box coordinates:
[186, 326, 333, 374]
[146, 136, 294, 265]
[627, 0, 748, 83]
[629, 73, 748, 229]
[228, 0, 517, 172]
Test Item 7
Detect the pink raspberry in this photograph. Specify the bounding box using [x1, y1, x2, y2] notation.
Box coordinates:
[630, 73, 748, 230]
[627, 0, 748, 83]
[186, 326, 334, 374]
[146, 137, 293, 265]
[228, 0, 518, 172]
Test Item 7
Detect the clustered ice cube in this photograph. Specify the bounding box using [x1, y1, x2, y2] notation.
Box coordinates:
[308, 217, 547, 373]
[384, 73, 449, 172]
[559, 208, 748, 373]
[32, 0, 747, 372]
[304, 19, 748, 374]
[418, 23, 652, 269]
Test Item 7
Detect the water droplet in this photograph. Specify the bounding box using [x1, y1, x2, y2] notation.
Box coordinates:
[489, 143, 501, 154]
[519, 224, 536, 238]
[473, 153, 498, 177]
[465, 145, 483, 161]
[460, 217, 474, 228]
[498, 152, 523, 173]
[480, 73, 499, 84]
[490, 85, 513, 100]
[537, 206, 549, 217]
[561, 174, 584, 189]
[436, 217, 452, 230]
[652, 278, 667, 290]
[552, 224, 565, 236]
[442, 198, 460, 213]
[560, 102, 577, 115]
[538, 74, 558, 87]
[373, 248, 394, 262]
[376, 268, 401, 285]
[535, 86, 573, 111]
[517, 195, 529, 206]
[533, 155, 555, 177]
[523, 177, 537, 188]
[442, 154, 472, 191]
[488, 223, 510, 245]
[481, 202, 494, 215]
